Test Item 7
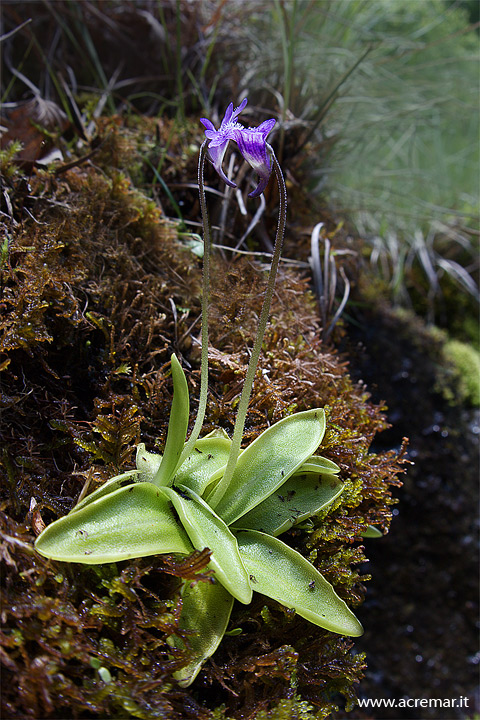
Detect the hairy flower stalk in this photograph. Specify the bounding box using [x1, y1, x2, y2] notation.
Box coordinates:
[199, 100, 286, 506]
[180, 99, 276, 467]
[208, 145, 287, 507]
[177, 140, 211, 466]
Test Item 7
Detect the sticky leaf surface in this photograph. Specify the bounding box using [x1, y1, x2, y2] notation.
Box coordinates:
[298, 454, 340, 475]
[236, 529, 363, 636]
[232, 472, 344, 536]
[35, 483, 192, 563]
[170, 578, 234, 687]
[174, 430, 232, 495]
[153, 354, 189, 486]
[160, 485, 252, 604]
[136, 444, 162, 482]
[209, 409, 326, 524]
[71, 470, 139, 513]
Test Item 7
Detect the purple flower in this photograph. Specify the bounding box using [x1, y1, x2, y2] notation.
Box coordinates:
[234, 119, 276, 197]
[200, 99, 247, 188]
[200, 99, 276, 197]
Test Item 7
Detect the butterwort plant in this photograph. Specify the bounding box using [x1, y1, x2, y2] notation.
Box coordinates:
[35, 99, 363, 687]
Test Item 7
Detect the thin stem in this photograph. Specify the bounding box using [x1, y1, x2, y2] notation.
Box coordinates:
[177, 141, 211, 467]
[208, 146, 287, 507]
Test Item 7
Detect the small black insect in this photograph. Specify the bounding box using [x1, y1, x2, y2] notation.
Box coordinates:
[308, 580, 316, 591]
[249, 574, 258, 584]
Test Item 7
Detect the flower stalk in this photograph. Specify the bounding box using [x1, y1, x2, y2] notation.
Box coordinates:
[207, 144, 287, 507]
[177, 140, 211, 466]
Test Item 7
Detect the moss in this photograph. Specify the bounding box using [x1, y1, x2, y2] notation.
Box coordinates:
[0, 512, 214, 719]
[0, 140, 24, 180]
[0, 114, 406, 719]
[354, 307, 480, 410]
[442, 339, 480, 407]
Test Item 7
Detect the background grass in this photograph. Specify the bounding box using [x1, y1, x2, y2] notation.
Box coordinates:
[234, 0, 479, 320]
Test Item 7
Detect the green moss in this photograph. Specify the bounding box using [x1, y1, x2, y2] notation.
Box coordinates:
[442, 339, 480, 406]
[368, 308, 480, 409]
[248, 697, 330, 720]
[0, 140, 23, 179]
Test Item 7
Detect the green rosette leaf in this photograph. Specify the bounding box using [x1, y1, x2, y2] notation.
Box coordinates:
[298, 454, 340, 474]
[136, 444, 162, 482]
[361, 525, 383, 538]
[231, 472, 344, 536]
[35, 483, 192, 563]
[174, 429, 232, 495]
[235, 529, 363, 637]
[207, 409, 326, 524]
[160, 485, 252, 604]
[170, 578, 234, 687]
[70, 469, 140, 513]
[153, 354, 190, 486]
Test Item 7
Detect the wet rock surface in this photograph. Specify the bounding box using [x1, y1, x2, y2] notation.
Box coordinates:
[342, 307, 479, 720]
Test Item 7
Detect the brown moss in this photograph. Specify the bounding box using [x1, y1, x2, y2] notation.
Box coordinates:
[0, 511, 215, 720]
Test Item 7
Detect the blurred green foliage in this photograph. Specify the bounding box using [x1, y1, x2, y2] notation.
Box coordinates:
[242, 0, 479, 319]
[442, 338, 480, 406]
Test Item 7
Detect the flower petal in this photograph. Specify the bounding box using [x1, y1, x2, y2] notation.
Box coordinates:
[207, 139, 237, 188]
[200, 118, 215, 132]
[248, 172, 270, 199]
[228, 97, 248, 124]
[200, 100, 275, 196]
[221, 102, 234, 125]
[200, 101, 249, 187]
[256, 118, 276, 134]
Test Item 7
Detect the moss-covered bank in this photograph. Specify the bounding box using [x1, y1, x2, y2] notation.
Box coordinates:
[0, 116, 407, 718]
